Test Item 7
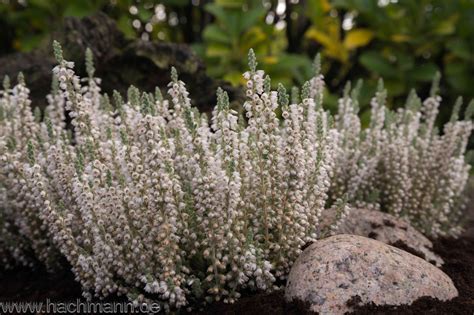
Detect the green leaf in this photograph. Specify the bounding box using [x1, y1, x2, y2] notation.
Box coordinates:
[447, 39, 471, 60]
[203, 25, 231, 44]
[240, 7, 266, 31]
[224, 71, 244, 85]
[206, 43, 232, 57]
[359, 51, 397, 78]
[207, 4, 241, 38]
[215, 0, 246, 8]
[241, 27, 267, 51]
[343, 28, 374, 50]
[409, 63, 438, 82]
[17, 34, 45, 52]
[393, 51, 414, 71]
[205, 3, 230, 23]
[63, 1, 97, 18]
[117, 16, 135, 39]
[28, 0, 55, 10]
[137, 8, 153, 21]
[162, 0, 188, 6]
[306, 0, 332, 24]
[263, 54, 313, 86]
[445, 63, 471, 94]
[191, 43, 206, 58]
[384, 79, 406, 97]
[433, 14, 459, 35]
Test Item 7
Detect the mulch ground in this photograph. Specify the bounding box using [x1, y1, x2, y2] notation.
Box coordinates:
[1, 197, 473, 314]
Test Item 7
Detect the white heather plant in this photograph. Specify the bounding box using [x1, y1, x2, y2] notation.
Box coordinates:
[330, 76, 474, 237]
[0, 43, 338, 310]
[0, 74, 61, 270]
[0, 41, 472, 310]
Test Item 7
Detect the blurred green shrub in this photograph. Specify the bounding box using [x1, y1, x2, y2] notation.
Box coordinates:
[1, 0, 473, 120]
[308, 0, 474, 116]
[0, 0, 111, 52]
[193, 0, 312, 87]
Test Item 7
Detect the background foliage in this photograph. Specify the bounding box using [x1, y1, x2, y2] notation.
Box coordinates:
[1, 0, 473, 121]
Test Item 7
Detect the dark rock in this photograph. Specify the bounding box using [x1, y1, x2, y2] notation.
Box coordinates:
[0, 13, 244, 114]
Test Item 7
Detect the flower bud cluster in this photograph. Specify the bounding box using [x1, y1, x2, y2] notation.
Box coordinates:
[0, 74, 61, 270]
[330, 80, 473, 237]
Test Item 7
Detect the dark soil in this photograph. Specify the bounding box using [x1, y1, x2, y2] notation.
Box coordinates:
[0, 268, 82, 303]
[192, 291, 313, 315]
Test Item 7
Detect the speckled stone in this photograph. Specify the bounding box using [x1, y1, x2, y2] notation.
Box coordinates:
[321, 208, 443, 266]
[285, 234, 458, 315]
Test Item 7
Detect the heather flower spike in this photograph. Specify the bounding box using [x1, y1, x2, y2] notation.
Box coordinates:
[277, 83, 289, 107]
[248, 48, 257, 73]
[301, 81, 311, 100]
[113, 90, 124, 111]
[85, 47, 95, 78]
[26, 139, 35, 165]
[52, 40, 64, 64]
[313, 53, 321, 76]
[2, 75, 10, 90]
[450, 97, 463, 122]
[171, 66, 178, 82]
[430, 71, 442, 97]
[155, 87, 163, 101]
[291, 86, 299, 104]
[17, 72, 25, 85]
[216, 87, 229, 110]
[465, 100, 474, 120]
[264, 75, 271, 94]
[127, 85, 140, 107]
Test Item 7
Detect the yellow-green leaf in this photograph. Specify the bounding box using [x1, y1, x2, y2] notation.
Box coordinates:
[262, 55, 278, 65]
[215, 0, 246, 8]
[306, 28, 337, 51]
[308, 0, 331, 13]
[241, 27, 267, 52]
[343, 29, 374, 50]
[224, 71, 245, 86]
[206, 43, 231, 57]
[434, 14, 459, 35]
[391, 34, 411, 43]
[306, 27, 347, 62]
[320, 0, 331, 12]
